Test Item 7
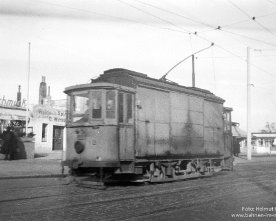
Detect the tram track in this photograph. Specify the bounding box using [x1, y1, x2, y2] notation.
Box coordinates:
[1, 170, 275, 219]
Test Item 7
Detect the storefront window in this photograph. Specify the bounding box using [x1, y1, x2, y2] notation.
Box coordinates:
[92, 91, 102, 119]
[72, 92, 89, 123]
[106, 91, 116, 119]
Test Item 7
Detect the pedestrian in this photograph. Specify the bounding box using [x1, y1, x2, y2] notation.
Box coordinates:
[1, 127, 11, 160]
[2, 127, 18, 160]
[7, 127, 18, 160]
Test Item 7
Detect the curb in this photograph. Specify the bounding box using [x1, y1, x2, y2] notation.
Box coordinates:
[0, 174, 68, 180]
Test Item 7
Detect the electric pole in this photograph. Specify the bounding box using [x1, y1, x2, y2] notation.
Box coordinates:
[25, 42, 31, 135]
[247, 47, 252, 160]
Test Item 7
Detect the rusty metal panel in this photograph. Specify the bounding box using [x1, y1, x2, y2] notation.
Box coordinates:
[154, 123, 170, 155]
[171, 109, 188, 123]
[136, 87, 170, 123]
[170, 92, 189, 109]
[190, 111, 204, 125]
[189, 96, 203, 112]
[136, 87, 170, 156]
[204, 101, 223, 128]
[203, 101, 224, 155]
[170, 92, 205, 155]
[171, 123, 203, 137]
[171, 136, 204, 154]
[136, 122, 155, 156]
[66, 126, 119, 162]
[119, 126, 134, 160]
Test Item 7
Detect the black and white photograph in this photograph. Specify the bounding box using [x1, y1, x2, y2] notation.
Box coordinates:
[0, 0, 276, 220]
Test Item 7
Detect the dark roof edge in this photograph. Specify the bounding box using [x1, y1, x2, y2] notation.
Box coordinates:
[101, 68, 225, 104]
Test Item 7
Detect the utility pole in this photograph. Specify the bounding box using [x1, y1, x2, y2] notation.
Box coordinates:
[247, 47, 252, 160]
[192, 55, 195, 87]
[25, 42, 31, 135]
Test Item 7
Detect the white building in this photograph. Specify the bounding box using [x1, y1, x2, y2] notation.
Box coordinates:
[28, 76, 66, 153]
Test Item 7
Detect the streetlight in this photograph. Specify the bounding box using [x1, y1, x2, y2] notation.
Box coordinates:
[160, 43, 214, 87]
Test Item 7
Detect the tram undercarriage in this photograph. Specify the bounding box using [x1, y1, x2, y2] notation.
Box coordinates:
[63, 157, 232, 186]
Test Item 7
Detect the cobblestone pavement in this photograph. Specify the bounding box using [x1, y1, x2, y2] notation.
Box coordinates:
[0, 160, 276, 221]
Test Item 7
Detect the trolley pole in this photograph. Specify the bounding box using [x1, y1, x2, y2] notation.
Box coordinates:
[247, 47, 252, 160]
[25, 42, 31, 135]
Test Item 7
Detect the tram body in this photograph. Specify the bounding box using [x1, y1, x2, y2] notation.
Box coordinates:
[63, 68, 233, 182]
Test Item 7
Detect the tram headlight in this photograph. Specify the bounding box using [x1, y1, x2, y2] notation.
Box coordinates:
[74, 141, 85, 154]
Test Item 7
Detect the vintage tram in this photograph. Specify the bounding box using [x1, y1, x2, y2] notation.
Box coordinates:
[62, 68, 233, 183]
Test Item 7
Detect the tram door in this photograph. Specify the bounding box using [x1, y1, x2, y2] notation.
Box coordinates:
[52, 126, 64, 150]
[118, 92, 135, 160]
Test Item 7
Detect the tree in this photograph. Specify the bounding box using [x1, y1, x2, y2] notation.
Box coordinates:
[264, 122, 276, 132]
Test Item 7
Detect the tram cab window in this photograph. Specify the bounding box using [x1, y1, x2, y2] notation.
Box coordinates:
[72, 92, 89, 123]
[126, 94, 133, 123]
[92, 91, 102, 119]
[106, 91, 116, 119]
[118, 92, 134, 124]
[119, 93, 124, 123]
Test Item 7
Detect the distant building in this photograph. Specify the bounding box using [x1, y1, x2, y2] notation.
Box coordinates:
[231, 122, 246, 156]
[29, 77, 66, 153]
[0, 85, 27, 134]
[240, 132, 276, 155]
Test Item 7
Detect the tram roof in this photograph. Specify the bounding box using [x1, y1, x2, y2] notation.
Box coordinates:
[93, 68, 225, 104]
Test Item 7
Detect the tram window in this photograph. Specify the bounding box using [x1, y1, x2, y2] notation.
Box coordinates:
[106, 91, 116, 119]
[92, 91, 102, 119]
[72, 92, 89, 123]
[119, 93, 124, 123]
[126, 94, 133, 123]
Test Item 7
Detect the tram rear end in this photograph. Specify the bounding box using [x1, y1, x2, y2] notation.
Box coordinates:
[62, 82, 135, 181]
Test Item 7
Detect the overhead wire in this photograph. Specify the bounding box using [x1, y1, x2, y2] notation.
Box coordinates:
[227, 0, 276, 39]
[265, 0, 276, 8]
[36, 0, 188, 35]
[127, 0, 276, 79]
[38, 0, 276, 80]
[116, 0, 190, 33]
[133, 0, 214, 29]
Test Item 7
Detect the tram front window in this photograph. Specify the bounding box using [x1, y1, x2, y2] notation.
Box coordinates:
[106, 91, 116, 119]
[92, 91, 102, 119]
[72, 92, 89, 123]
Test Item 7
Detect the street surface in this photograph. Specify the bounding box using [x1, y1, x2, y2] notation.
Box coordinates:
[1, 159, 276, 221]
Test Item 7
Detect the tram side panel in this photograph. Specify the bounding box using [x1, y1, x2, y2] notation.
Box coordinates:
[135, 87, 225, 158]
[170, 92, 205, 155]
[135, 87, 170, 156]
[203, 101, 224, 156]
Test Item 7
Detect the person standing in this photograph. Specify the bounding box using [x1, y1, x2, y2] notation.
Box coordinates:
[2, 127, 18, 160]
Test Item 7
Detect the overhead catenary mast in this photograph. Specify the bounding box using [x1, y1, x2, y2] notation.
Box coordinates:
[25, 42, 31, 135]
[247, 46, 252, 160]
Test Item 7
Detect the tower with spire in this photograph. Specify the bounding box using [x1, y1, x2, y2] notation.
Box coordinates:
[17, 85, 22, 106]
[39, 76, 47, 105]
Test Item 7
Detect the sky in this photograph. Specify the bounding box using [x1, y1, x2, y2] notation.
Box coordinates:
[0, 0, 276, 132]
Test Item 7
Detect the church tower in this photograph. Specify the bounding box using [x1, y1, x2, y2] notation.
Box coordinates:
[39, 76, 47, 105]
[17, 85, 22, 105]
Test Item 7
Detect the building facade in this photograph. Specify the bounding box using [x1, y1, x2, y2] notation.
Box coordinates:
[28, 76, 66, 153]
[240, 132, 276, 155]
[0, 86, 27, 135]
